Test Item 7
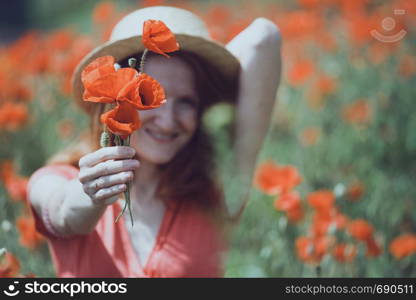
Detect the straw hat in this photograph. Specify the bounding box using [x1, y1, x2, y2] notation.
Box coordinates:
[72, 6, 241, 113]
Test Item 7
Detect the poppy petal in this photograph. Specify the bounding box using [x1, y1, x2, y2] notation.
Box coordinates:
[117, 73, 166, 110]
[142, 20, 180, 57]
[84, 68, 139, 101]
[100, 102, 141, 137]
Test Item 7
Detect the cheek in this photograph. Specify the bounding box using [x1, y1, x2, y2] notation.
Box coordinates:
[178, 110, 198, 134]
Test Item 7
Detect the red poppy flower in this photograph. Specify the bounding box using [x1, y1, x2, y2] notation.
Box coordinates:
[317, 75, 336, 94]
[307, 190, 335, 213]
[82, 56, 139, 104]
[274, 191, 304, 223]
[254, 161, 302, 195]
[299, 126, 320, 147]
[365, 237, 382, 257]
[389, 234, 416, 259]
[93, 2, 115, 24]
[286, 207, 304, 223]
[100, 101, 142, 139]
[288, 60, 315, 86]
[0, 161, 28, 202]
[279, 11, 322, 41]
[346, 182, 365, 202]
[332, 243, 357, 263]
[342, 99, 372, 125]
[347, 219, 374, 241]
[16, 216, 45, 249]
[0, 253, 20, 278]
[295, 236, 330, 264]
[142, 20, 180, 57]
[117, 73, 166, 110]
[0, 102, 29, 131]
[46, 29, 74, 52]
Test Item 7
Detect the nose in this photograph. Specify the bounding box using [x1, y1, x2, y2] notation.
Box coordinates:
[152, 99, 177, 131]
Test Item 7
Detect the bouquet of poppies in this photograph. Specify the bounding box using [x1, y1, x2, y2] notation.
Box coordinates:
[81, 20, 180, 225]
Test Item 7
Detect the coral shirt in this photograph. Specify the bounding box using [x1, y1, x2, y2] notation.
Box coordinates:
[28, 164, 227, 277]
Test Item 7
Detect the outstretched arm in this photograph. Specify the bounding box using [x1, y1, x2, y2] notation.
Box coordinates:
[225, 18, 282, 219]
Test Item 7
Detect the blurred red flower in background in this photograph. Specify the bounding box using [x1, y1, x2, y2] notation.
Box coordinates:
[274, 191, 304, 223]
[311, 209, 348, 237]
[342, 99, 372, 125]
[0, 102, 29, 131]
[332, 243, 357, 263]
[254, 161, 302, 195]
[307, 190, 335, 214]
[93, 1, 116, 24]
[0, 161, 28, 202]
[16, 215, 45, 249]
[0, 253, 20, 278]
[279, 11, 322, 40]
[288, 60, 315, 86]
[347, 219, 374, 241]
[389, 234, 416, 259]
[295, 236, 332, 264]
[346, 182, 365, 202]
[299, 126, 321, 147]
[348, 219, 382, 257]
[365, 237, 382, 257]
[0, 252, 36, 278]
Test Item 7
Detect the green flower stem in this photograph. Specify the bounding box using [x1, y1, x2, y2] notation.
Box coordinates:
[114, 134, 134, 226]
[125, 135, 134, 226]
[139, 49, 148, 73]
[128, 57, 137, 69]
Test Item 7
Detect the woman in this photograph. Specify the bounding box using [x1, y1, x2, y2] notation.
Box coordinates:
[28, 6, 281, 277]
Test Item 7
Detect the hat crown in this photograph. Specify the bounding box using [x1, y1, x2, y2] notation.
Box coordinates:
[110, 6, 210, 42]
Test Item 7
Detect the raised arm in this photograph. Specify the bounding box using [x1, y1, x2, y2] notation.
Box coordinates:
[225, 18, 282, 218]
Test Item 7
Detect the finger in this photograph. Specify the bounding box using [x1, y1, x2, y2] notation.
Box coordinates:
[79, 159, 139, 183]
[79, 146, 136, 168]
[84, 171, 134, 194]
[91, 184, 126, 205]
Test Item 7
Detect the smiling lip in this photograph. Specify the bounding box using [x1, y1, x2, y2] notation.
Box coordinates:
[145, 128, 178, 144]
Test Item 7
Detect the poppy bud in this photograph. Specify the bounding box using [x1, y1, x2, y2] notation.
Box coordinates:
[100, 130, 111, 147]
[128, 58, 137, 69]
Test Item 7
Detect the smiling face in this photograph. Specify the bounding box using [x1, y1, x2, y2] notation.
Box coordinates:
[130, 54, 200, 165]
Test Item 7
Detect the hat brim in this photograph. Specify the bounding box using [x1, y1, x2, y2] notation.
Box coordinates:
[72, 34, 240, 113]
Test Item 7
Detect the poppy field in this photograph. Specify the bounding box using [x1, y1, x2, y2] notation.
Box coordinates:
[1, 0, 416, 277]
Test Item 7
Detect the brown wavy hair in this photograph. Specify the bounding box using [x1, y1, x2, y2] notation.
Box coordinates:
[48, 51, 238, 220]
